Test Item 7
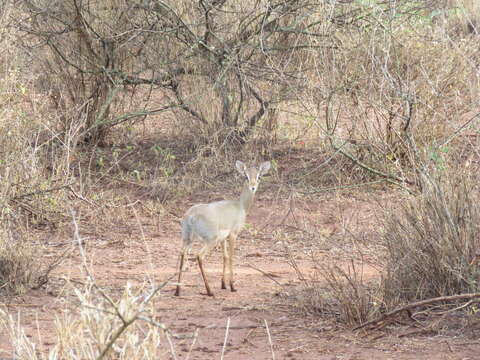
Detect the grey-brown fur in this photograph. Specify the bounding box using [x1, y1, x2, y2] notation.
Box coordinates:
[175, 160, 271, 296]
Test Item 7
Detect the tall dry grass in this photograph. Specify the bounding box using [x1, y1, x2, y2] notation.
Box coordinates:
[382, 170, 480, 305]
[0, 2, 73, 294]
[1, 280, 179, 359]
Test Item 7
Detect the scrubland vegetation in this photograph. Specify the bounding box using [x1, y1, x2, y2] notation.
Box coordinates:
[1, 0, 480, 358]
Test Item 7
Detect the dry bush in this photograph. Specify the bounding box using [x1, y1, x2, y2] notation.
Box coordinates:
[444, 0, 480, 36]
[0, 226, 45, 295]
[17, 0, 142, 144]
[285, 167, 480, 326]
[304, 1, 480, 187]
[0, 2, 71, 294]
[1, 281, 179, 359]
[8, 0, 322, 203]
[16, 0, 321, 146]
[0, 2, 78, 227]
[286, 273, 381, 326]
[382, 170, 480, 305]
[0, 228, 34, 294]
[285, 247, 381, 326]
[319, 262, 382, 326]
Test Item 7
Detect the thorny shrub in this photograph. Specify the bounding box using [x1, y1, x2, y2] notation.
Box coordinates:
[382, 171, 480, 305]
[0, 227, 38, 294]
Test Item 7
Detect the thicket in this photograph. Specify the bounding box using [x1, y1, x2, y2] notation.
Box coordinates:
[1, 0, 480, 357]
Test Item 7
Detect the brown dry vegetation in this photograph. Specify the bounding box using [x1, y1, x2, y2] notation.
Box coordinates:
[2, 0, 480, 359]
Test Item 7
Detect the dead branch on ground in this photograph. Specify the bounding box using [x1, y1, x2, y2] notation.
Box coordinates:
[353, 293, 480, 331]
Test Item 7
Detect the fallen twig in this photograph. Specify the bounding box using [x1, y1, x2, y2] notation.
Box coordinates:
[398, 327, 437, 338]
[247, 263, 283, 287]
[264, 319, 275, 360]
[203, 324, 258, 330]
[353, 293, 480, 331]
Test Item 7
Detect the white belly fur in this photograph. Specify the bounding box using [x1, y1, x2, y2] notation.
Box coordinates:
[217, 230, 231, 240]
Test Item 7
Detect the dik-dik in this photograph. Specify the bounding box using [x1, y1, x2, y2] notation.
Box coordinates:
[174, 161, 271, 296]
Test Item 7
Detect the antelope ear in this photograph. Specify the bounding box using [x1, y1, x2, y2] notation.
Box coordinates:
[259, 161, 271, 176]
[235, 160, 247, 174]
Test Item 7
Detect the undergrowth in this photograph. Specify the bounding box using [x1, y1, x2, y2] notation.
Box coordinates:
[1, 1, 480, 356]
[0, 226, 45, 295]
[382, 171, 480, 304]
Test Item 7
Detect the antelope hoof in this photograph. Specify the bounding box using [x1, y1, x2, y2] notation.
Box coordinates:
[174, 288, 181, 296]
[230, 284, 237, 292]
[221, 279, 227, 289]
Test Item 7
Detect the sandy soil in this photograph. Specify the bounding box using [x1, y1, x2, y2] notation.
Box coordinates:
[1, 192, 479, 360]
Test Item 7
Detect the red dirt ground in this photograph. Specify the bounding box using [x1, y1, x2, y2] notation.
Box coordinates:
[1, 191, 480, 359]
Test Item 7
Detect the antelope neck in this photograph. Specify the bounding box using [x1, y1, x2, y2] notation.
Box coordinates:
[239, 182, 255, 211]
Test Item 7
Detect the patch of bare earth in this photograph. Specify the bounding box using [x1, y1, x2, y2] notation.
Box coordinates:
[1, 192, 479, 360]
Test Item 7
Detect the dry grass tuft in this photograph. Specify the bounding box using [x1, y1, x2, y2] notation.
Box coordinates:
[382, 169, 480, 305]
[285, 247, 382, 326]
[1, 280, 179, 359]
[0, 227, 41, 294]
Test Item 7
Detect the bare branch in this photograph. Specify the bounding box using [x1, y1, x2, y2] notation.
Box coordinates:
[354, 293, 480, 331]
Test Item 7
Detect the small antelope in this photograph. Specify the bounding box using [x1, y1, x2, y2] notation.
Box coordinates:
[174, 160, 271, 296]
